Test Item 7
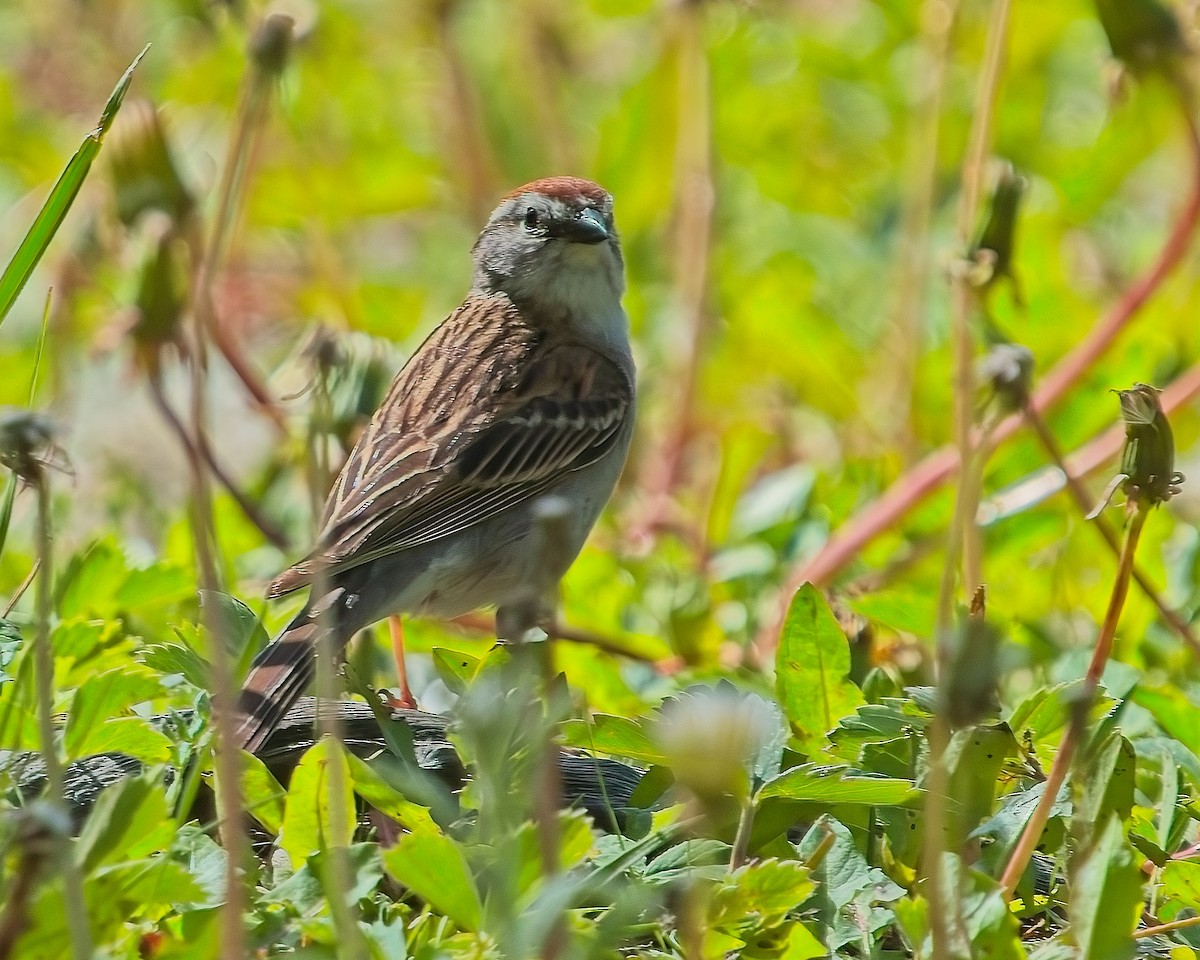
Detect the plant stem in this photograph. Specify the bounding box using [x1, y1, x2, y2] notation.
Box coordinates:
[729, 798, 755, 871]
[312, 559, 367, 960]
[1020, 404, 1197, 651]
[146, 371, 289, 549]
[1133, 914, 1200, 939]
[31, 476, 92, 960]
[631, 0, 714, 545]
[760, 105, 1200, 626]
[999, 504, 1148, 899]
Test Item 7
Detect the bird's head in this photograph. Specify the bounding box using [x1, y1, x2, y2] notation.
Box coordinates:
[471, 177, 625, 318]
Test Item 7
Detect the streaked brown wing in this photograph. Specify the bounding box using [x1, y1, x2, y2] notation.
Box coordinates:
[268, 295, 632, 597]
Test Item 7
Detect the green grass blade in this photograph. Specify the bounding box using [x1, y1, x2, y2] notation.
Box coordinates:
[0, 44, 150, 327]
[0, 473, 15, 560]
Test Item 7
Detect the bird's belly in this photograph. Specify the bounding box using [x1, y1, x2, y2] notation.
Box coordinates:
[354, 438, 630, 624]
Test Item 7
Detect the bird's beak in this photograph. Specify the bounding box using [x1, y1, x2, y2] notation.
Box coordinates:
[557, 208, 609, 245]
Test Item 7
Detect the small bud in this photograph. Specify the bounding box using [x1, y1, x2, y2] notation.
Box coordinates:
[969, 162, 1026, 296]
[0, 410, 56, 483]
[1115, 382, 1183, 506]
[977, 342, 1035, 413]
[107, 98, 193, 227]
[250, 13, 295, 77]
[1094, 0, 1189, 81]
[131, 217, 190, 354]
[655, 686, 778, 806]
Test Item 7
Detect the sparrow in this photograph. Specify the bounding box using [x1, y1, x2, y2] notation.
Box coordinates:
[233, 177, 636, 753]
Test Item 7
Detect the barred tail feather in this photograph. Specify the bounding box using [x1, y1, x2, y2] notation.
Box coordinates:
[232, 613, 322, 754]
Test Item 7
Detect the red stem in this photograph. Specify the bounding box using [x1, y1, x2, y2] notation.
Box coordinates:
[757, 108, 1200, 653]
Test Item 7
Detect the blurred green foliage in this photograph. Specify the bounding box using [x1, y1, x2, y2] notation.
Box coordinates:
[4, 0, 1200, 955]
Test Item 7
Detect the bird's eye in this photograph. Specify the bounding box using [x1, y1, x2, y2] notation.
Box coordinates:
[523, 207, 539, 230]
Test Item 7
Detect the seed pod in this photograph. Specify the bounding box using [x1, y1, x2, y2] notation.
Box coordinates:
[977, 342, 1034, 413]
[0, 410, 56, 483]
[107, 98, 193, 228]
[970, 162, 1025, 296]
[1116, 382, 1183, 506]
[1094, 0, 1190, 81]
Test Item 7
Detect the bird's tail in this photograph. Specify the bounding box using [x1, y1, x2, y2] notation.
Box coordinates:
[232, 609, 323, 754]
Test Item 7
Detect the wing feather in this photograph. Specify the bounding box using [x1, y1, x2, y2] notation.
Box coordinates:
[267, 293, 633, 599]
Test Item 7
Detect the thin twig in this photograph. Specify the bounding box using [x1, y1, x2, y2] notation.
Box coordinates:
[922, 3, 1011, 945]
[1134, 914, 1200, 940]
[2, 560, 39, 618]
[431, 0, 499, 222]
[312, 559, 368, 960]
[31, 472, 93, 960]
[146, 371, 290, 549]
[874, 0, 958, 461]
[630, 0, 714, 545]
[760, 104, 1200, 650]
[450, 611, 657, 663]
[999, 505, 1148, 899]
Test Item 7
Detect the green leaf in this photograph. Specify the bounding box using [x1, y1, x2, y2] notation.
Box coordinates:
[1075, 732, 1136, 848]
[239, 751, 287, 834]
[137, 641, 212, 690]
[382, 827, 483, 931]
[64, 667, 163, 758]
[345, 751, 438, 833]
[560, 714, 666, 765]
[93, 857, 207, 909]
[431, 646, 480, 695]
[279, 738, 356, 867]
[76, 771, 173, 873]
[758, 763, 920, 807]
[796, 815, 904, 952]
[1069, 814, 1142, 960]
[0, 46, 148, 327]
[0, 473, 15, 559]
[911, 855, 1024, 960]
[845, 590, 936, 640]
[68, 717, 172, 765]
[775, 584, 865, 753]
[709, 859, 814, 935]
[199, 590, 269, 661]
[942, 724, 1019, 848]
[1158, 860, 1200, 913]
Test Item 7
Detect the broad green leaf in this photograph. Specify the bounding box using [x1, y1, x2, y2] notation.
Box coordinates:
[345, 751, 437, 833]
[561, 713, 666, 765]
[93, 857, 207, 909]
[64, 667, 163, 758]
[1075, 732, 1136, 848]
[239, 751, 287, 834]
[911, 855, 1024, 960]
[0, 46, 148, 326]
[76, 771, 173, 873]
[942, 724, 1020, 849]
[68, 717, 172, 765]
[845, 590, 936, 640]
[199, 590, 270, 660]
[776, 584, 865, 753]
[137, 641, 212, 691]
[279, 738, 356, 867]
[797, 815, 904, 952]
[643, 838, 732, 885]
[383, 827, 482, 931]
[431, 646, 480, 695]
[709, 859, 814, 934]
[758, 763, 920, 807]
[1159, 860, 1200, 914]
[1069, 814, 1143, 960]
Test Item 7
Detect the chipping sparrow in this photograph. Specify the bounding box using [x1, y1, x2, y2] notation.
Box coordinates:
[234, 177, 635, 752]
